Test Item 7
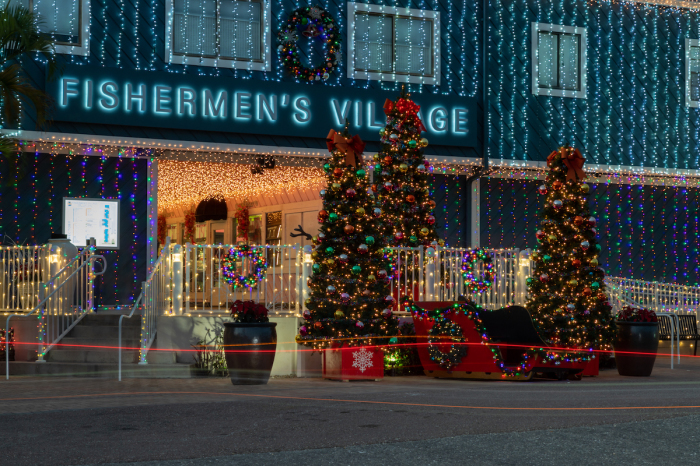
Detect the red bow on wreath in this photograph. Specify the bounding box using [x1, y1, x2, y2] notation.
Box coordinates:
[326, 129, 366, 167]
[547, 147, 587, 181]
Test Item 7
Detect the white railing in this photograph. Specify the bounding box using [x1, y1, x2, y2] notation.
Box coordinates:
[180, 243, 304, 316]
[386, 247, 531, 313]
[0, 245, 49, 312]
[605, 276, 700, 315]
[6, 247, 106, 378]
[119, 239, 173, 380]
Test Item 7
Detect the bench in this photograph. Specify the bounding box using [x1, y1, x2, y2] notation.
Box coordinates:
[678, 315, 700, 356]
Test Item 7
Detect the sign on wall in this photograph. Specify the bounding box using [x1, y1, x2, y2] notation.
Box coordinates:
[63, 197, 120, 249]
[48, 65, 478, 148]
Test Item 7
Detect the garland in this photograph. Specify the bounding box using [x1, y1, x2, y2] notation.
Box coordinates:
[184, 209, 196, 244]
[427, 316, 467, 370]
[407, 302, 593, 378]
[157, 214, 167, 245]
[461, 248, 495, 294]
[234, 204, 250, 241]
[221, 245, 267, 288]
[278, 6, 340, 81]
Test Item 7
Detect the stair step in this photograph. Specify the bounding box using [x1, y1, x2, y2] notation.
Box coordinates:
[2, 361, 192, 378]
[47, 349, 140, 364]
[69, 325, 141, 340]
[80, 314, 142, 326]
[54, 338, 143, 350]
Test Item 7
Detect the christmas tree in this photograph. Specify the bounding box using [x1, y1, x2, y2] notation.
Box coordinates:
[374, 90, 441, 248]
[296, 124, 398, 349]
[526, 146, 615, 351]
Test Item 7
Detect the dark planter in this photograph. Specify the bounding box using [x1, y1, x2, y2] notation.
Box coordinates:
[223, 322, 277, 385]
[614, 321, 659, 377]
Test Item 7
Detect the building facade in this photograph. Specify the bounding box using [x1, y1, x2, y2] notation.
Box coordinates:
[2, 0, 700, 309]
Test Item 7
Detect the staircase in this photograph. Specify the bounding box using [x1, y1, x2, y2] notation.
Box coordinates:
[4, 312, 190, 378]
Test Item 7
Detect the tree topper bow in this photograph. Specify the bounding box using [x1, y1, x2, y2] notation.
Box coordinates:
[326, 128, 366, 167]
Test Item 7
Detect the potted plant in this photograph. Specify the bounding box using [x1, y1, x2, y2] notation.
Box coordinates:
[614, 306, 659, 376]
[223, 300, 277, 385]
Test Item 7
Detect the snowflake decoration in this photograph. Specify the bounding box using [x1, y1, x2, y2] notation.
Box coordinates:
[308, 6, 322, 19]
[352, 347, 374, 373]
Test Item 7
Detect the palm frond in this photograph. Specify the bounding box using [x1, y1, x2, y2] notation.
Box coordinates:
[0, 63, 53, 128]
[0, 4, 58, 78]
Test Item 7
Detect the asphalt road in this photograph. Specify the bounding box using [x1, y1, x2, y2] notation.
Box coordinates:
[2, 357, 700, 465]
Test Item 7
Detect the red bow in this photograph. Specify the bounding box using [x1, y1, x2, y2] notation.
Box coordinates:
[396, 98, 420, 116]
[326, 129, 366, 167]
[547, 147, 587, 181]
[383, 99, 394, 115]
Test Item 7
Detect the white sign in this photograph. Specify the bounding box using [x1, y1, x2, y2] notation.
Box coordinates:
[63, 198, 120, 249]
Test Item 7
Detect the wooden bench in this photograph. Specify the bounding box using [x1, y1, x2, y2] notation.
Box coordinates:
[678, 315, 700, 356]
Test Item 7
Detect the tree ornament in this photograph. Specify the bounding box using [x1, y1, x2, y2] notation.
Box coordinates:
[420, 137, 429, 146]
[314, 321, 323, 329]
[581, 241, 590, 250]
[334, 310, 345, 319]
[588, 216, 597, 226]
[333, 167, 343, 178]
[591, 281, 600, 290]
[312, 263, 320, 273]
[420, 227, 429, 236]
[384, 181, 393, 190]
[344, 224, 355, 235]
[536, 230, 546, 240]
[408, 140, 418, 149]
[538, 184, 547, 195]
[406, 194, 416, 203]
[382, 308, 393, 318]
[417, 164, 426, 172]
[574, 216, 584, 226]
[345, 188, 356, 198]
[427, 215, 436, 225]
[581, 183, 590, 193]
[331, 182, 341, 191]
[373, 154, 380, 161]
[323, 163, 331, 172]
[409, 235, 418, 243]
[572, 259, 582, 268]
[383, 156, 393, 165]
[377, 269, 388, 279]
[373, 208, 382, 217]
[318, 232, 326, 241]
[365, 236, 375, 245]
[394, 231, 404, 241]
[590, 258, 599, 267]
[583, 287, 592, 296]
[355, 321, 364, 329]
[299, 325, 308, 336]
[320, 189, 327, 197]
[428, 200, 437, 209]
[367, 274, 376, 282]
[438, 239, 445, 247]
[389, 134, 398, 140]
[597, 292, 607, 301]
[339, 254, 348, 263]
[303, 309, 312, 320]
[356, 207, 366, 216]
[567, 304, 576, 311]
[553, 200, 563, 209]
[543, 254, 551, 261]
[328, 212, 338, 223]
[326, 285, 336, 294]
[399, 163, 408, 172]
[548, 234, 557, 242]
[540, 273, 550, 282]
[358, 244, 368, 254]
[356, 169, 366, 178]
[352, 265, 362, 274]
[325, 246, 334, 255]
[568, 279, 578, 287]
[553, 180, 563, 190]
[318, 210, 329, 220]
[340, 293, 350, 303]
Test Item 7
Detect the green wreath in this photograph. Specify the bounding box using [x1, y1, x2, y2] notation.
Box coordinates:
[221, 246, 267, 289]
[277, 6, 341, 81]
[427, 317, 467, 370]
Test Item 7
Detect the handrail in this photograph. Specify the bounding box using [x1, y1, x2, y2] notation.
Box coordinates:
[5, 249, 105, 379]
[119, 238, 170, 381]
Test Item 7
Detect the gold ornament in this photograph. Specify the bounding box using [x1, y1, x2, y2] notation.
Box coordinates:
[334, 310, 345, 319]
[373, 154, 380, 161]
[399, 163, 408, 172]
[548, 234, 557, 242]
[590, 258, 599, 267]
[356, 207, 366, 216]
[420, 227, 429, 236]
[331, 183, 341, 191]
[581, 183, 590, 194]
[438, 239, 445, 247]
[568, 279, 578, 287]
[420, 138, 429, 146]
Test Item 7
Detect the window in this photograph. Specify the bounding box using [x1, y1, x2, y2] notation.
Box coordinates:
[347, 3, 440, 85]
[165, 0, 271, 71]
[6, 0, 90, 55]
[686, 39, 700, 108]
[531, 23, 586, 99]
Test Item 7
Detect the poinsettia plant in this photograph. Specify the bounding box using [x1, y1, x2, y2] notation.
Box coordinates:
[230, 300, 269, 323]
[616, 306, 658, 323]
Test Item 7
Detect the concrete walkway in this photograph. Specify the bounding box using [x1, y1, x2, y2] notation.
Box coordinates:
[2, 355, 700, 465]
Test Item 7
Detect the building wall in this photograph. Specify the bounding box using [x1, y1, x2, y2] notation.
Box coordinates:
[480, 177, 700, 286]
[487, 0, 700, 169]
[0, 153, 150, 306]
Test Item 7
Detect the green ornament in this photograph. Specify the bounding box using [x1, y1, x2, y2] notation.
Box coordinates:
[408, 140, 417, 149]
[323, 163, 331, 172]
[356, 169, 366, 178]
[312, 263, 320, 273]
[301, 17, 308, 25]
[325, 247, 334, 255]
[365, 236, 375, 245]
[526, 277, 533, 284]
[352, 265, 362, 274]
[543, 254, 551, 261]
[389, 337, 399, 344]
[592, 282, 600, 289]
[596, 244, 602, 251]
[328, 212, 338, 223]
[409, 235, 418, 243]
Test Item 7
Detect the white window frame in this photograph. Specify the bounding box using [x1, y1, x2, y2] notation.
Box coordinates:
[164, 0, 271, 71]
[13, 0, 91, 56]
[686, 38, 700, 108]
[347, 2, 440, 85]
[531, 22, 587, 99]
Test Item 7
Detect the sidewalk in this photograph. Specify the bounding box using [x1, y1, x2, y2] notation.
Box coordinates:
[2, 355, 700, 465]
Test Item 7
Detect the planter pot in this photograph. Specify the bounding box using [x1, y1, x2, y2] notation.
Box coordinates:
[614, 321, 659, 377]
[223, 322, 277, 385]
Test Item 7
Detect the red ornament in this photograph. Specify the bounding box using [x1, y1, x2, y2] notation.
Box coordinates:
[344, 224, 355, 235]
[333, 167, 343, 178]
[539, 273, 549, 283]
[394, 232, 404, 241]
[371, 184, 378, 192]
[536, 230, 546, 240]
[598, 292, 607, 301]
[553, 180, 563, 190]
[574, 216, 584, 226]
[406, 195, 416, 203]
[383, 156, 393, 165]
[427, 215, 436, 225]
[314, 321, 323, 329]
[583, 287, 592, 296]
[428, 200, 436, 209]
[572, 259, 582, 268]
[345, 188, 356, 198]
[318, 210, 329, 221]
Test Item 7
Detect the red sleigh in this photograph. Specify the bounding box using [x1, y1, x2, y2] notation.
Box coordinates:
[410, 302, 597, 381]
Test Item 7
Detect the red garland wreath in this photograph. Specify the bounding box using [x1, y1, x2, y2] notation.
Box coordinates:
[157, 214, 167, 245]
[184, 210, 196, 244]
[235, 204, 250, 241]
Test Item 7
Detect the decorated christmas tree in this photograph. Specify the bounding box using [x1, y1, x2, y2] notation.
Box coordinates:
[296, 124, 398, 349]
[526, 146, 615, 350]
[374, 90, 441, 248]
